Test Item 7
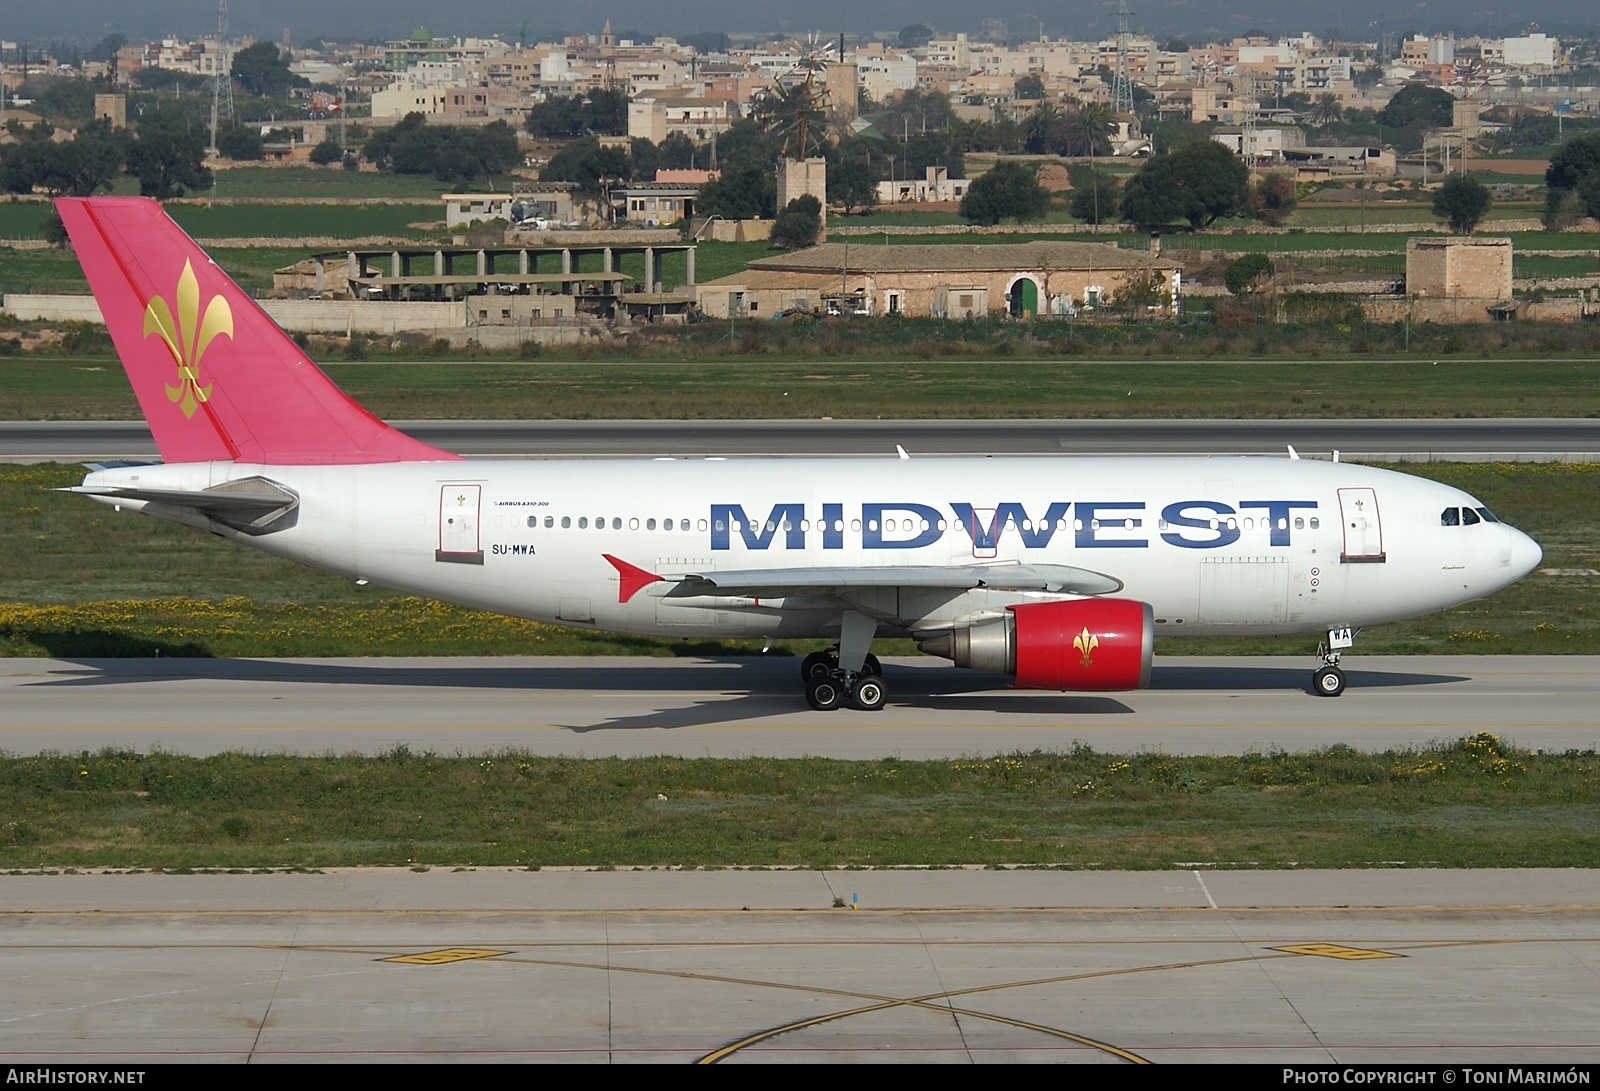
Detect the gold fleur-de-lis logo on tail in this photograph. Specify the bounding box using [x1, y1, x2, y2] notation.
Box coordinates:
[143, 258, 233, 419]
[1073, 626, 1099, 669]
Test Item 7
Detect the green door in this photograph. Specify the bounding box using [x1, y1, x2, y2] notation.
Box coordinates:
[1010, 278, 1038, 316]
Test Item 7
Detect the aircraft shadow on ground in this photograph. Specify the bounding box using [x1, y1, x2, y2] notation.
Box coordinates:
[571, 692, 1138, 732]
[1150, 665, 1469, 691]
[29, 657, 1468, 734]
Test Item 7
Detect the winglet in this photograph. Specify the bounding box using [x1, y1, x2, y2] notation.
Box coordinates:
[603, 554, 664, 604]
[1287, 444, 1300, 460]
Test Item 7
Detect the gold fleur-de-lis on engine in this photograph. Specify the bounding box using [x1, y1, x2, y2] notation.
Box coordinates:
[143, 258, 233, 420]
[1073, 626, 1099, 668]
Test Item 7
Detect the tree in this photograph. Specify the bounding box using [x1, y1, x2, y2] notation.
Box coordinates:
[898, 24, 934, 49]
[132, 66, 210, 93]
[1121, 140, 1249, 229]
[126, 128, 211, 199]
[1251, 172, 1298, 226]
[1432, 175, 1491, 233]
[231, 41, 307, 98]
[1060, 102, 1115, 156]
[695, 156, 775, 219]
[1110, 271, 1169, 313]
[1066, 164, 1119, 224]
[1310, 93, 1345, 126]
[771, 194, 822, 249]
[1379, 83, 1454, 130]
[959, 161, 1050, 226]
[215, 122, 264, 161]
[1023, 101, 1063, 153]
[628, 137, 661, 181]
[900, 130, 963, 180]
[1225, 253, 1275, 295]
[309, 138, 344, 165]
[368, 115, 519, 184]
[828, 157, 878, 216]
[1544, 130, 1600, 225]
[656, 132, 698, 171]
[1, 121, 56, 195]
[539, 136, 629, 191]
[1352, 64, 1383, 90]
[1013, 74, 1046, 100]
[680, 32, 729, 55]
[48, 120, 127, 196]
[42, 208, 69, 248]
[525, 90, 629, 139]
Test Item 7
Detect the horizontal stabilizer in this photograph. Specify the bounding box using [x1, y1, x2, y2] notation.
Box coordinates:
[66, 476, 300, 535]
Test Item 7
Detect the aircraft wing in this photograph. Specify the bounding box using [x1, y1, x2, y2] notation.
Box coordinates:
[605, 554, 1122, 602]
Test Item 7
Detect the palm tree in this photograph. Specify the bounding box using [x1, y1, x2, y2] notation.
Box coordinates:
[1063, 102, 1116, 156]
[1310, 92, 1344, 126]
[1024, 101, 1062, 154]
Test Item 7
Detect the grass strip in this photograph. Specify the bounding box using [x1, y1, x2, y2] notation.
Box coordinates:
[8, 355, 1600, 421]
[1, 735, 1594, 870]
[1, 462, 1595, 657]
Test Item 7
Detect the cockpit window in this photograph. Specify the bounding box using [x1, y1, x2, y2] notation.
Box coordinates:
[1462, 507, 1481, 525]
[1476, 507, 1499, 523]
[1440, 507, 1460, 526]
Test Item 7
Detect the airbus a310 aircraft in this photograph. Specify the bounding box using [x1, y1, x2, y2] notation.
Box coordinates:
[55, 197, 1543, 711]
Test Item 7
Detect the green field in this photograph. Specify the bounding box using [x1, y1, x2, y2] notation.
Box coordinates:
[2, 735, 1594, 870]
[1, 462, 1593, 660]
[0, 201, 441, 242]
[0, 246, 317, 296]
[7, 357, 1600, 422]
[167, 203, 440, 239]
[209, 168, 523, 200]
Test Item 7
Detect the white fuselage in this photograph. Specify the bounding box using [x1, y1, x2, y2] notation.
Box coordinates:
[83, 455, 1542, 641]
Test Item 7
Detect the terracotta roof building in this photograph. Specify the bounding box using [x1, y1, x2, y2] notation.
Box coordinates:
[698, 241, 1178, 319]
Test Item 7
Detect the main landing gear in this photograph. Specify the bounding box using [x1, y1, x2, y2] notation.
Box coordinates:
[1312, 626, 1357, 697]
[801, 611, 887, 712]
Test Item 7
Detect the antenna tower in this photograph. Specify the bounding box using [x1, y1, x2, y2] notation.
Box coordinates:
[1240, 73, 1259, 165]
[208, 0, 234, 155]
[1111, 0, 1135, 117]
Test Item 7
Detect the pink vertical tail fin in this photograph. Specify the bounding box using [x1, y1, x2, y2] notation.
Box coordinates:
[56, 196, 460, 465]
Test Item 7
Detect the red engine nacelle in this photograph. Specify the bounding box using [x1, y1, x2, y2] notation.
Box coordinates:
[918, 598, 1154, 692]
[1009, 598, 1154, 691]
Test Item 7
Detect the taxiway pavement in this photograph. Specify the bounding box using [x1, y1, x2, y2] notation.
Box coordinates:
[1, 868, 1596, 1064]
[2, 654, 1593, 758]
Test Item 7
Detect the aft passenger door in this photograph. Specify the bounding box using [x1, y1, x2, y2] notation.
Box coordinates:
[437, 484, 483, 564]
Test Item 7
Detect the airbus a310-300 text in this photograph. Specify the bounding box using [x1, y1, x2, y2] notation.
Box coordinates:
[55, 197, 1542, 711]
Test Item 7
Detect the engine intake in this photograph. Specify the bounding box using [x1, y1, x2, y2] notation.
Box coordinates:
[917, 599, 1154, 691]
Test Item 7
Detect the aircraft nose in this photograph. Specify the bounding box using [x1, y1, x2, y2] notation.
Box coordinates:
[1508, 527, 1543, 579]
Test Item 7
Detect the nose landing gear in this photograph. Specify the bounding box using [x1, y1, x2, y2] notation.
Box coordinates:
[1312, 626, 1357, 697]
